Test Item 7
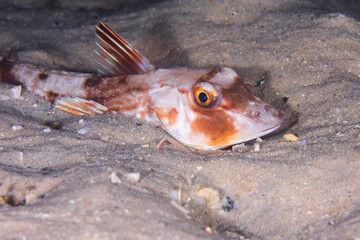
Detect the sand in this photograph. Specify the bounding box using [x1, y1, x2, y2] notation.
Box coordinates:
[0, 0, 359, 239]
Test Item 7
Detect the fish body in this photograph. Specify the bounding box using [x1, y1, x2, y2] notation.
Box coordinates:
[0, 22, 285, 150]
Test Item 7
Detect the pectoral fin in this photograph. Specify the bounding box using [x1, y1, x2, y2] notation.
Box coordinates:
[55, 97, 111, 115]
[94, 21, 154, 76]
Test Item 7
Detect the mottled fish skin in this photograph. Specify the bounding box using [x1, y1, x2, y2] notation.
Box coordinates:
[0, 22, 286, 150]
[0, 58, 95, 103]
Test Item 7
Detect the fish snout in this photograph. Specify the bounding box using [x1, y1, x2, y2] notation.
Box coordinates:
[232, 102, 286, 142]
[265, 104, 286, 124]
[249, 103, 286, 137]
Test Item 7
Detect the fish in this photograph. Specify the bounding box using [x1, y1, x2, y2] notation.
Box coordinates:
[0, 21, 286, 150]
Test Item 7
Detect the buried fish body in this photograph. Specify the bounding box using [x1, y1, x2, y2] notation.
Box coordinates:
[0, 22, 285, 150]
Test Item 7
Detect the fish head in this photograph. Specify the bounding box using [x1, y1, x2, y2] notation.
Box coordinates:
[153, 67, 286, 150]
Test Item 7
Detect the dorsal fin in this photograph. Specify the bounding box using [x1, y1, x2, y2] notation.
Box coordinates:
[94, 21, 154, 76]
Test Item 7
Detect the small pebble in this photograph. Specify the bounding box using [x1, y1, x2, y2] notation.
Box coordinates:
[336, 132, 345, 137]
[170, 190, 178, 201]
[254, 142, 261, 152]
[232, 143, 248, 152]
[283, 133, 299, 141]
[205, 226, 213, 234]
[141, 144, 149, 148]
[78, 125, 92, 135]
[306, 210, 314, 215]
[101, 134, 112, 141]
[43, 127, 51, 133]
[24, 193, 37, 204]
[11, 125, 23, 131]
[45, 121, 63, 130]
[125, 172, 141, 183]
[18, 151, 24, 162]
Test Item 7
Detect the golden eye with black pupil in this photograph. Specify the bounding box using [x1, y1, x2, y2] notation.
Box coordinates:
[192, 82, 220, 109]
[195, 88, 211, 107]
[193, 89, 218, 109]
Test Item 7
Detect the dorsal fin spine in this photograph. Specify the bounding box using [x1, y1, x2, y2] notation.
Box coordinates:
[94, 41, 124, 73]
[95, 31, 134, 74]
[95, 28, 138, 71]
[94, 21, 154, 76]
[93, 53, 116, 75]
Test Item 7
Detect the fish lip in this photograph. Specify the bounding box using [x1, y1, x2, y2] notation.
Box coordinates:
[241, 122, 282, 142]
[258, 123, 282, 134]
[218, 123, 282, 150]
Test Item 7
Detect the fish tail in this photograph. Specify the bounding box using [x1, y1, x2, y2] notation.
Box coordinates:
[0, 52, 22, 85]
[0, 54, 95, 103]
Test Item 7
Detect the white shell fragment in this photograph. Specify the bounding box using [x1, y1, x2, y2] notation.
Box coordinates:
[43, 127, 51, 133]
[254, 142, 261, 152]
[109, 172, 122, 184]
[196, 166, 203, 171]
[10, 85, 22, 99]
[170, 190, 179, 202]
[125, 172, 141, 183]
[77, 125, 92, 135]
[170, 200, 190, 215]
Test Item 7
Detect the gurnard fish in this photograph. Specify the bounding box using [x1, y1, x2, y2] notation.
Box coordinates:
[0, 22, 285, 150]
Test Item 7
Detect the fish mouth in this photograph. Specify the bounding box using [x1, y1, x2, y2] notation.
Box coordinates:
[232, 123, 282, 146]
[256, 123, 282, 135]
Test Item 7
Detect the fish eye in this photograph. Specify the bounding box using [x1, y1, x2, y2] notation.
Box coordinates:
[195, 89, 211, 107]
[192, 82, 220, 108]
[198, 92, 208, 103]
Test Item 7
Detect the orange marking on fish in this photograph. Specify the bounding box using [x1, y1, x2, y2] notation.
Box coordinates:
[177, 88, 187, 94]
[167, 108, 178, 126]
[153, 107, 178, 127]
[190, 108, 238, 147]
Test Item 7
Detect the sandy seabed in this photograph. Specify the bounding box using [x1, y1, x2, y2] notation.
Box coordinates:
[0, 0, 360, 239]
